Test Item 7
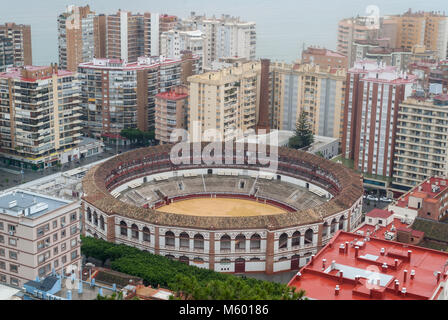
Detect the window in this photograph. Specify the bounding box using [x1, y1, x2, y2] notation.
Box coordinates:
[61, 229, 66, 238]
[193, 234, 204, 250]
[61, 255, 67, 264]
[8, 225, 16, 233]
[71, 250, 78, 261]
[142, 227, 150, 242]
[0, 249, 4, 257]
[53, 220, 57, 229]
[0, 222, 3, 230]
[279, 233, 288, 249]
[10, 264, 18, 273]
[61, 216, 66, 225]
[0, 235, 3, 244]
[165, 231, 175, 247]
[53, 233, 58, 241]
[120, 221, 128, 236]
[10, 278, 19, 286]
[70, 225, 77, 236]
[0, 274, 5, 283]
[235, 234, 246, 250]
[250, 234, 261, 250]
[8, 238, 17, 246]
[37, 224, 50, 237]
[220, 235, 231, 251]
[38, 264, 51, 277]
[179, 232, 189, 248]
[292, 231, 301, 247]
[71, 238, 77, 248]
[0, 261, 5, 269]
[61, 242, 66, 251]
[37, 237, 50, 251]
[9, 251, 17, 260]
[53, 247, 58, 255]
[131, 224, 139, 239]
[38, 251, 50, 264]
[71, 213, 77, 222]
[54, 259, 59, 268]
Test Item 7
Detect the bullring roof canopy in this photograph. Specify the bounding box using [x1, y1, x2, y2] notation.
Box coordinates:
[82, 143, 363, 230]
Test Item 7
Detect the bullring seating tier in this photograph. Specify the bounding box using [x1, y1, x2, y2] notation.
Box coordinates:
[119, 174, 326, 211]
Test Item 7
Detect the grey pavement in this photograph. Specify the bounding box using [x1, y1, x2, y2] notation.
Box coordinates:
[0, 144, 136, 192]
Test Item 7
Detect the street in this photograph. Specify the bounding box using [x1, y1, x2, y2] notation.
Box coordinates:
[0, 144, 136, 191]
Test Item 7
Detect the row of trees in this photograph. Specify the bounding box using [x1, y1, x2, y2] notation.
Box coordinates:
[81, 236, 306, 300]
[120, 128, 155, 147]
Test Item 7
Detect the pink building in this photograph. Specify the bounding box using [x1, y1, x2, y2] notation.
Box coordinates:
[0, 190, 81, 288]
[342, 60, 416, 177]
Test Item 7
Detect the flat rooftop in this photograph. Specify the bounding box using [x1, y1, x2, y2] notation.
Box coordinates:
[0, 190, 70, 218]
[396, 177, 448, 208]
[288, 231, 448, 300]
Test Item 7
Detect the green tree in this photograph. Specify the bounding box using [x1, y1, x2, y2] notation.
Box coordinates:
[288, 111, 314, 150]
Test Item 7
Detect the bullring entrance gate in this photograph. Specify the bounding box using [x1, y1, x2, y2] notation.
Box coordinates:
[235, 258, 245, 273]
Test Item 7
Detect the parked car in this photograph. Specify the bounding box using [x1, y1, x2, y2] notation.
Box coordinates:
[380, 196, 393, 202]
[367, 195, 379, 201]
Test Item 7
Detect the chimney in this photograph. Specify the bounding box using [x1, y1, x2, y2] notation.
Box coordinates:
[394, 280, 399, 295]
[339, 270, 344, 283]
[394, 259, 398, 269]
[345, 242, 349, 254]
[408, 250, 412, 261]
[339, 244, 345, 254]
[322, 259, 327, 270]
[310, 254, 315, 265]
[403, 269, 408, 282]
[335, 285, 340, 296]
[355, 246, 359, 258]
[410, 270, 415, 280]
[437, 271, 441, 282]
[380, 248, 385, 256]
[331, 260, 336, 269]
[401, 287, 407, 296]
[382, 263, 388, 273]
[296, 272, 302, 280]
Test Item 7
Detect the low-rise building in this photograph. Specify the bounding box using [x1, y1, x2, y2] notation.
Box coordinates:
[0, 190, 81, 288]
[390, 177, 448, 222]
[155, 86, 188, 144]
[288, 230, 448, 300]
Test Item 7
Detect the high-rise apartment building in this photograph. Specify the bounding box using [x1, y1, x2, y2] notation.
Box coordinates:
[160, 29, 205, 69]
[337, 17, 380, 67]
[0, 190, 81, 288]
[0, 65, 82, 170]
[392, 95, 448, 190]
[270, 62, 346, 139]
[384, 10, 448, 60]
[159, 14, 178, 34]
[341, 60, 416, 177]
[58, 5, 98, 72]
[78, 56, 182, 141]
[0, 37, 13, 72]
[187, 61, 261, 141]
[180, 13, 256, 69]
[301, 47, 348, 70]
[155, 85, 188, 144]
[0, 23, 32, 67]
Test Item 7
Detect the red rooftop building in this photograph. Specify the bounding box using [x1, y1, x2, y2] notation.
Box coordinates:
[288, 230, 448, 300]
[390, 177, 448, 222]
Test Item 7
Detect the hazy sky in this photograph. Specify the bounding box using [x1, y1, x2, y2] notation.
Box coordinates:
[1, 0, 446, 65]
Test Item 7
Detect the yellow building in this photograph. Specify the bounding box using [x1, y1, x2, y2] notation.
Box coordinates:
[187, 61, 261, 141]
[270, 62, 346, 140]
